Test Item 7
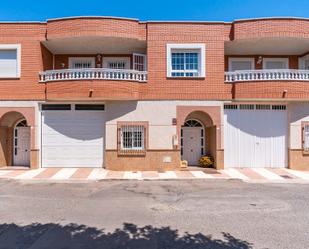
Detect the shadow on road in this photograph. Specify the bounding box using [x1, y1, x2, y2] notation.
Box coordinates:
[0, 222, 252, 249]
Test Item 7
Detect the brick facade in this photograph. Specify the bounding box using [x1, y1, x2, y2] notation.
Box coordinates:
[0, 17, 309, 101]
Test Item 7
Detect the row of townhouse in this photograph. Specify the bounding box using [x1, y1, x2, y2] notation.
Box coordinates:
[0, 16, 309, 171]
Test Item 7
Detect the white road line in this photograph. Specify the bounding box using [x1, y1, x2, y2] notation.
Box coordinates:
[285, 169, 309, 181]
[87, 169, 108, 180]
[123, 171, 142, 179]
[0, 170, 12, 176]
[190, 171, 214, 179]
[158, 171, 177, 179]
[252, 168, 284, 180]
[222, 169, 249, 180]
[50, 168, 77, 180]
[15, 168, 46, 179]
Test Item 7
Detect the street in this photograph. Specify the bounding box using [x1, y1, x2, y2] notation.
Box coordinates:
[0, 179, 308, 249]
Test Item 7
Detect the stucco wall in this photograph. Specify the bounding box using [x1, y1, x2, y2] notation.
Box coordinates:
[105, 100, 223, 150]
[289, 102, 309, 149]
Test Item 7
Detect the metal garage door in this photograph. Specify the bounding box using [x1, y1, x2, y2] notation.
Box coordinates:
[224, 104, 288, 168]
[41, 105, 105, 168]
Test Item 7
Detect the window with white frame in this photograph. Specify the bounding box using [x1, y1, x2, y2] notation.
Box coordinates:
[167, 44, 205, 77]
[103, 57, 130, 70]
[263, 58, 289, 69]
[133, 54, 147, 71]
[69, 57, 95, 69]
[0, 44, 21, 78]
[228, 58, 255, 72]
[303, 123, 309, 152]
[299, 54, 309, 70]
[120, 125, 145, 150]
[108, 61, 127, 69]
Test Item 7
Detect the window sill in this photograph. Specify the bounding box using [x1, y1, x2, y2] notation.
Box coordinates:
[0, 76, 20, 80]
[118, 150, 146, 157]
[167, 76, 205, 80]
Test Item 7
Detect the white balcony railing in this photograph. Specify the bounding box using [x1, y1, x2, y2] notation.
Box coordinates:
[225, 69, 309, 83]
[39, 68, 148, 83]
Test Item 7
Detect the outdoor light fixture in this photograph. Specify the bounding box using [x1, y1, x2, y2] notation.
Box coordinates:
[89, 89, 93, 98]
[257, 56, 263, 64]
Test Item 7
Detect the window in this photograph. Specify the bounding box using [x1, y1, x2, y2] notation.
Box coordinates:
[228, 58, 254, 72]
[167, 44, 205, 78]
[299, 55, 309, 70]
[263, 58, 288, 69]
[224, 104, 238, 110]
[303, 122, 309, 152]
[108, 61, 126, 69]
[133, 54, 147, 71]
[118, 122, 148, 154]
[103, 57, 130, 70]
[121, 125, 144, 150]
[42, 104, 71, 111]
[75, 104, 105, 111]
[0, 44, 21, 78]
[69, 57, 95, 69]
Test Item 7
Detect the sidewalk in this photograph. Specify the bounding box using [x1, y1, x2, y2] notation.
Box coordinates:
[0, 167, 309, 183]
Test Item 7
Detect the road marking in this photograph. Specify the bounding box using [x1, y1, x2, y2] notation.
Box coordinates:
[285, 169, 309, 181]
[252, 168, 284, 180]
[50, 168, 77, 180]
[15, 168, 46, 179]
[158, 171, 177, 179]
[222, 169, 249, 180]
[87, 169, 108, 180]
[190, 171, 214, 179]
[0, 170, 12, 176]
[123, 171, 142, 179]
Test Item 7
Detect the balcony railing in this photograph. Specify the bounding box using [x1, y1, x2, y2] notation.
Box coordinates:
[39, 68, 148, 83]
[225, 69, 309, 83]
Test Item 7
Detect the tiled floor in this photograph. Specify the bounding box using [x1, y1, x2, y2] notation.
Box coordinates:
[0, 167, 309, 183]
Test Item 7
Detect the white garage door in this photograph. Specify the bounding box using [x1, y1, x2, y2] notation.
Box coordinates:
[224, 104, 288, 168]
[42, 106, 105, 168]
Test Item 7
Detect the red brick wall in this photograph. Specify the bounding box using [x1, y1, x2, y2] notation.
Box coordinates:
[0, 23, 46, 100]
[1, 18, 309, 101]
[232, 18, 309, 40]
[140, 22, 232, 100]
[47, 17, 146, 41]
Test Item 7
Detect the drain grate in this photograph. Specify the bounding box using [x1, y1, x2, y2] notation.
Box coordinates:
[281, 175, 292, 179]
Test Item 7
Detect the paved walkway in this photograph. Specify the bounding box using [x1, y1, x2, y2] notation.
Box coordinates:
[0, 167, 309, 183]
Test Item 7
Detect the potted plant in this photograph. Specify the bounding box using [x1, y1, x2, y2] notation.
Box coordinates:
[198, 154, 214, 168]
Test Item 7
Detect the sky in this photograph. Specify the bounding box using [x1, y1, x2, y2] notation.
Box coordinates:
[0, 0, 309, 22]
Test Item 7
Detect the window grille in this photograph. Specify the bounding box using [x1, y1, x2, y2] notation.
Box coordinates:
[69, 57, 95, 69]
[272, 105, 286, 110]
[120, 125, 145, 152]
[239, 104, 255, 110]
[256, 104, 271, 110]
[224, 104, 238, 110]
[108, 61, 126, 69]
[304, 125, 309, 152]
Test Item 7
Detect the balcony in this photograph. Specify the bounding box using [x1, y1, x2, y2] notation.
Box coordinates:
[39, 68, 148, 83]
[225, 69, 309, 83]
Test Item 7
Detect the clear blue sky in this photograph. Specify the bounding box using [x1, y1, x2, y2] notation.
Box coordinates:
[1, 0, 309, 22]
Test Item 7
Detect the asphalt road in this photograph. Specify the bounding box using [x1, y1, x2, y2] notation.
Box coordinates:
[0, 179, 308, 249]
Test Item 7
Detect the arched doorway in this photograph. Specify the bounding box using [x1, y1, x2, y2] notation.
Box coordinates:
[181, 119, 205, 165]
[0, 111, 32, 167]
[13, 119, 31, 166]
